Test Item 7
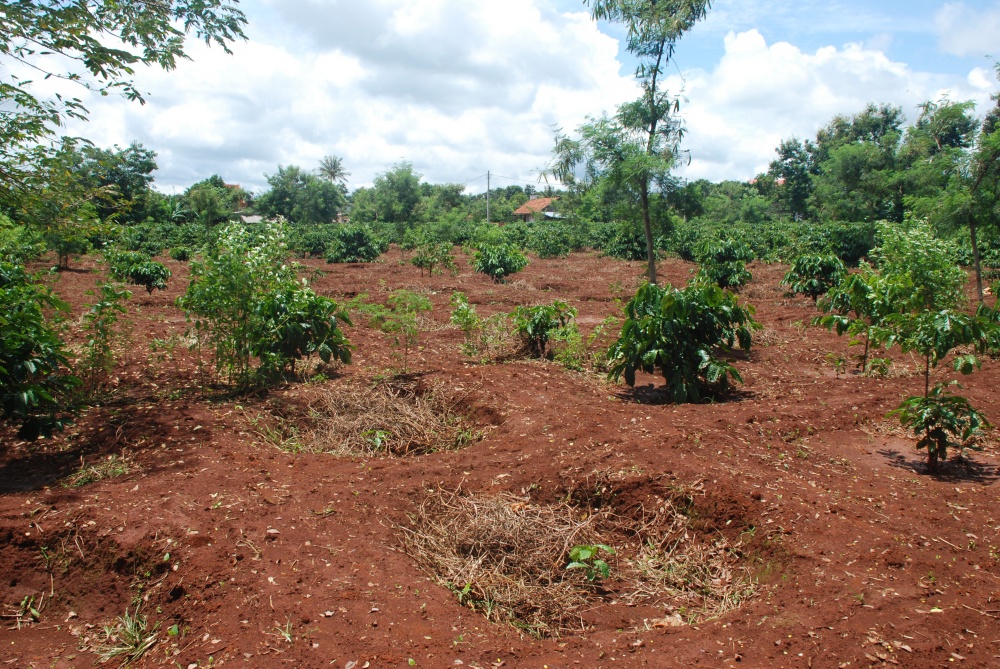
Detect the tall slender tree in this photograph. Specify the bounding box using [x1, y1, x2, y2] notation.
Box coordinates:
[584, 0, 711, 284]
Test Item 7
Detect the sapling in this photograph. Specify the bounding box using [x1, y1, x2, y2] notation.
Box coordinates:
[781, 254, 845, 301]
[362, 290, 433, 373]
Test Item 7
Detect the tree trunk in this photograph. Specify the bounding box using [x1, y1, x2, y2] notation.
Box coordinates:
[640, 180, 657, 285]
[970, 216, 984, 304]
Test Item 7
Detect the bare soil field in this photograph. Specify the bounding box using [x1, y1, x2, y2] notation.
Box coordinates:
[2, 250, 999, 668]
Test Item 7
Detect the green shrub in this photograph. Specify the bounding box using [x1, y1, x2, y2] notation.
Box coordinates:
[411, 242, 456, 277]
[473, 243, 528, 282]
[696, 238, 754, 290]
[0, 217, 45, 263]
[178, 220, 352, 387]
[449, 291, 513, 361]
[78, 282, 132, 397]
[607, 282, 758, 403]
[169, 247, 191, 262]
[528, 223, 573, 259]
[106, 250, 171, 294]
[0, 263, 80, 439]
[252, 284, 353, 380]
[781, 254, 846, 301]
[888, 385, 989, 471]
[600, 225, 647, 261]
[325, 225, 388, 263]
[511, 301, 577, 357]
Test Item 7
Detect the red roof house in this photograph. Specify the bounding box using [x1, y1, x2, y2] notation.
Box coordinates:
[512, 197, 560, 222]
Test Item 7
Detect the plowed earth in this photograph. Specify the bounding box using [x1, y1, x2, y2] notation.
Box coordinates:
[2, 249, 999, 669]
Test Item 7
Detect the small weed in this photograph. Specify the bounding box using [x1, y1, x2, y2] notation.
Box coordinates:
[566, 544, 615, 582]
[63, 452, 133, 488]
[3, 594, 45, 629]
[90, 607, 158, 666]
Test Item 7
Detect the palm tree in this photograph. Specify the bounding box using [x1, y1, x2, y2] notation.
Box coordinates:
[318, 155, 350, 186]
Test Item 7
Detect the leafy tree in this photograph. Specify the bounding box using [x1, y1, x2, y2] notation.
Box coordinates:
[411, 242, 456, 277]
[372, 162, 423, 240]
[256, 165, 344, 225]
[184, 176, 244, 227]
[74, 142, 158, 225]
[608, 281, 758, 403]
[781, 254, 845, 301]
[547, 0, 711, 285]
[0, 1, 246, 205]
[767, 138, 815, 221]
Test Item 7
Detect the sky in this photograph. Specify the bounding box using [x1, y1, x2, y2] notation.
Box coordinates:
[54, 0, 1000, 194]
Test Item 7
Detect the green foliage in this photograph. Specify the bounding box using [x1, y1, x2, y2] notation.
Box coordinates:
[566, 544, 615, 582]
[598, 224, 648, 261]
[528, 223, 573, 259]
[106, 249, 171, 294]
[511, 301, 577, 358]
[411, 242, 457, 277]
[0, 216, 45, 263]
[178, 220, 351, 387]
[608, 282, 758, 403]
[874, 221, 967, 312]
[325, 225, 388, 263]
[473, 243, 528, 282]
[0, 263, 79, 439]
[449, 291, 512, 361]
[169, 247, 191, 262]
[78, 281, 132, 397]
[815, 264, 895, 370]
[888, 384, 989, 472]
[781, 254, 846, 301]
[696, 238, 754, 290]
[251, 285, 353, 381]
[255, 165, 345, 225]
[359, 290, 433, 373]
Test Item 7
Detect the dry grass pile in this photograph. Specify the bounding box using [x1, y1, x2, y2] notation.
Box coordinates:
[306, 379, 481, 456]
[401, 491, 605, 636]
[624, 493, 758, 621]
[403, 480, 760, 636]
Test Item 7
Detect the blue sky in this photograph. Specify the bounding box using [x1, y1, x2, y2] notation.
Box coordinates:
[58, 0, 1000, 192]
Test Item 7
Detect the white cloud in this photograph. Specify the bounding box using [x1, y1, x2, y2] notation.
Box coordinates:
[671, 30, 994, 182]
[63, 0, 637, 193]
[936, 2, 1000, 58]
[50, 2, 998, 193]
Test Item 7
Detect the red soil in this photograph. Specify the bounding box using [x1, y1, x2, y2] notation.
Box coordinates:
[1, 250, 999, 668]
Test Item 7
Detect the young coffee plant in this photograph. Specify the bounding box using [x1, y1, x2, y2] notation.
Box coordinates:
[607, 282, 758, 403]
[78, 282, 133, 398]
[695, 238, 754, 291]
[359, 290, 433, 374]
[888, 384, 990, 472]
[449, 291, 512, 361]
[814, 263, 896, 370]
[411, 242, 457, 277]
[325, 225, 388, 263]
[473, 243, 528, 283]
[252, 285, 353, 381]
[106, 249, 171, 294]
[510, 301, 577, 358]
[0, 263, 79, 439]
[169, 246, 191, 262]
[528, 224, 573, 259]
[781, 254, 846, 301]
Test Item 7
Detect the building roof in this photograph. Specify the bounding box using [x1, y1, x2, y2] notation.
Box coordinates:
[513, 197, 559, 216]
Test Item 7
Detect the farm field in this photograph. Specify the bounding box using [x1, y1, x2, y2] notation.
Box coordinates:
[2, 250, 999, 669]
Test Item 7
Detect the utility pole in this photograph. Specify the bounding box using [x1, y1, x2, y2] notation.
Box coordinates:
[486, 170, 490, 224]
